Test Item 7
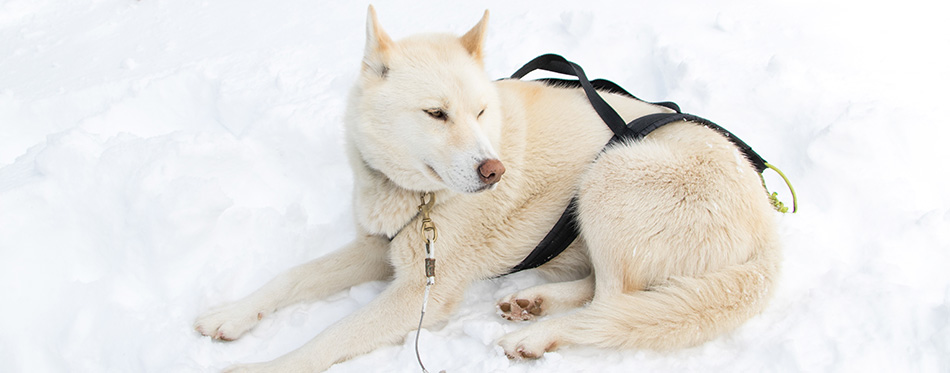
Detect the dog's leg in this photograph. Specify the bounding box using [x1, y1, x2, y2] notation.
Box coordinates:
[195, 233, 392, 341]
[223, 274, 467, 372]
[500, 130, 781, 359]
[497, 274, 593, 321]
[499, 255, 777, 359]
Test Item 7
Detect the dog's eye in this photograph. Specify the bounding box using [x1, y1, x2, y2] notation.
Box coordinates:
[477, 108, 486, 118]
[425, 109, 447, 121]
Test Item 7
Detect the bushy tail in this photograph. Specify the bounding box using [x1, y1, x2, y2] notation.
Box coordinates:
[572, 250, 780, 350]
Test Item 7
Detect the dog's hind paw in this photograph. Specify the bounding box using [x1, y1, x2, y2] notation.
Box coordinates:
[498, 325, 558, 360]
[498, 297, 544, 321]
[194, 303, 265, 341]
[497, 277, 592, 321]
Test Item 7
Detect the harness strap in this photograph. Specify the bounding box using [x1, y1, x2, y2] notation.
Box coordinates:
[508, 196, 579, 274]
[622, 113, 768, 173]
[510, 55, 627, 137]
[507, 54, 782, 274]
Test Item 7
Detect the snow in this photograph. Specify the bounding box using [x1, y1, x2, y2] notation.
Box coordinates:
[1, 0, 948, 372]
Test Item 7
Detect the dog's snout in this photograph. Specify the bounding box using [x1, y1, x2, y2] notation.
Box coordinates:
[478, 159, 505, 185]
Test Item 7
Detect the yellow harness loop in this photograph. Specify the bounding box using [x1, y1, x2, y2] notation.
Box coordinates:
[760, 162, 797, 213]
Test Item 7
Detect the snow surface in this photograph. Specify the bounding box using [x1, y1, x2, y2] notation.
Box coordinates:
[1, 0, 948, 372]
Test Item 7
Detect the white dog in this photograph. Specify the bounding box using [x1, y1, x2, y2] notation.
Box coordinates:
[195, 6, 781, 372]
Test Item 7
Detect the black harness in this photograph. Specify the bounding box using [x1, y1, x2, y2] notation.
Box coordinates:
[507, 54, 792, 274]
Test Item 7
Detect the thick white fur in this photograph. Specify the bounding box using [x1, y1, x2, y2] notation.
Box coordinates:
[194, 6, 780, 371]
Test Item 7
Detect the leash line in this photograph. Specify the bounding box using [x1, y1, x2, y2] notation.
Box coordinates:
[415, 192, 438, 373]
[415, 278, 433, 373]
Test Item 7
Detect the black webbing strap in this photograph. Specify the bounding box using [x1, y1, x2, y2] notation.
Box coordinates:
[507, 195, 580, 274]
[624, 113, 768, 173]
[510, 54, 629, 137]
[507, 54, 768, 274]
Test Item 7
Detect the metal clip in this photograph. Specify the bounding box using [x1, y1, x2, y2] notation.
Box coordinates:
[419, 192, 438, 242]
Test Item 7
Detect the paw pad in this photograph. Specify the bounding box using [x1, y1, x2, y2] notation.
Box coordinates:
[498, 298, 543, 321]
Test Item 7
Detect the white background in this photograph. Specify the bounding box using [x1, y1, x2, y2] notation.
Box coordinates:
[1, 0, 947, 371]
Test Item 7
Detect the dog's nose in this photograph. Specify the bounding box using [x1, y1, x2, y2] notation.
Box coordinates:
[478, 159, 505, 185]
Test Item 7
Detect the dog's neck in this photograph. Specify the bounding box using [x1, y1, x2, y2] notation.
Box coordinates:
[345, 144, 429, 238]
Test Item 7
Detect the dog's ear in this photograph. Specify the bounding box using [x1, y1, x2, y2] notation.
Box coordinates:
[363, 5, 393, 78]
[460, 10, 489, 65]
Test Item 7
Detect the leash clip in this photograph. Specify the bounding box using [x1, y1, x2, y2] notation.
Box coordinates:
[419, 192, 438, 242]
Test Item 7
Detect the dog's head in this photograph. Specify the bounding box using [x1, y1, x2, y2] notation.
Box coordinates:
[347, 6, 505, 194]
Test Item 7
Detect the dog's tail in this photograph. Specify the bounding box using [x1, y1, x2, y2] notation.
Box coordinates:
[570, 249, 780, 350]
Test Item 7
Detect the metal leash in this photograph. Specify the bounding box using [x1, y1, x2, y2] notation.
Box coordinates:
[415, 192, 438, 373]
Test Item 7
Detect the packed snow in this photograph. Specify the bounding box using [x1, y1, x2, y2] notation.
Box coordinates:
[1, 0, 947, 372]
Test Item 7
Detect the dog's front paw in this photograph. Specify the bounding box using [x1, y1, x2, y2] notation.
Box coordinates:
[498, 297, 544, 321]
[498, 326, 557, 360]
[194, 302, 266, 341]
